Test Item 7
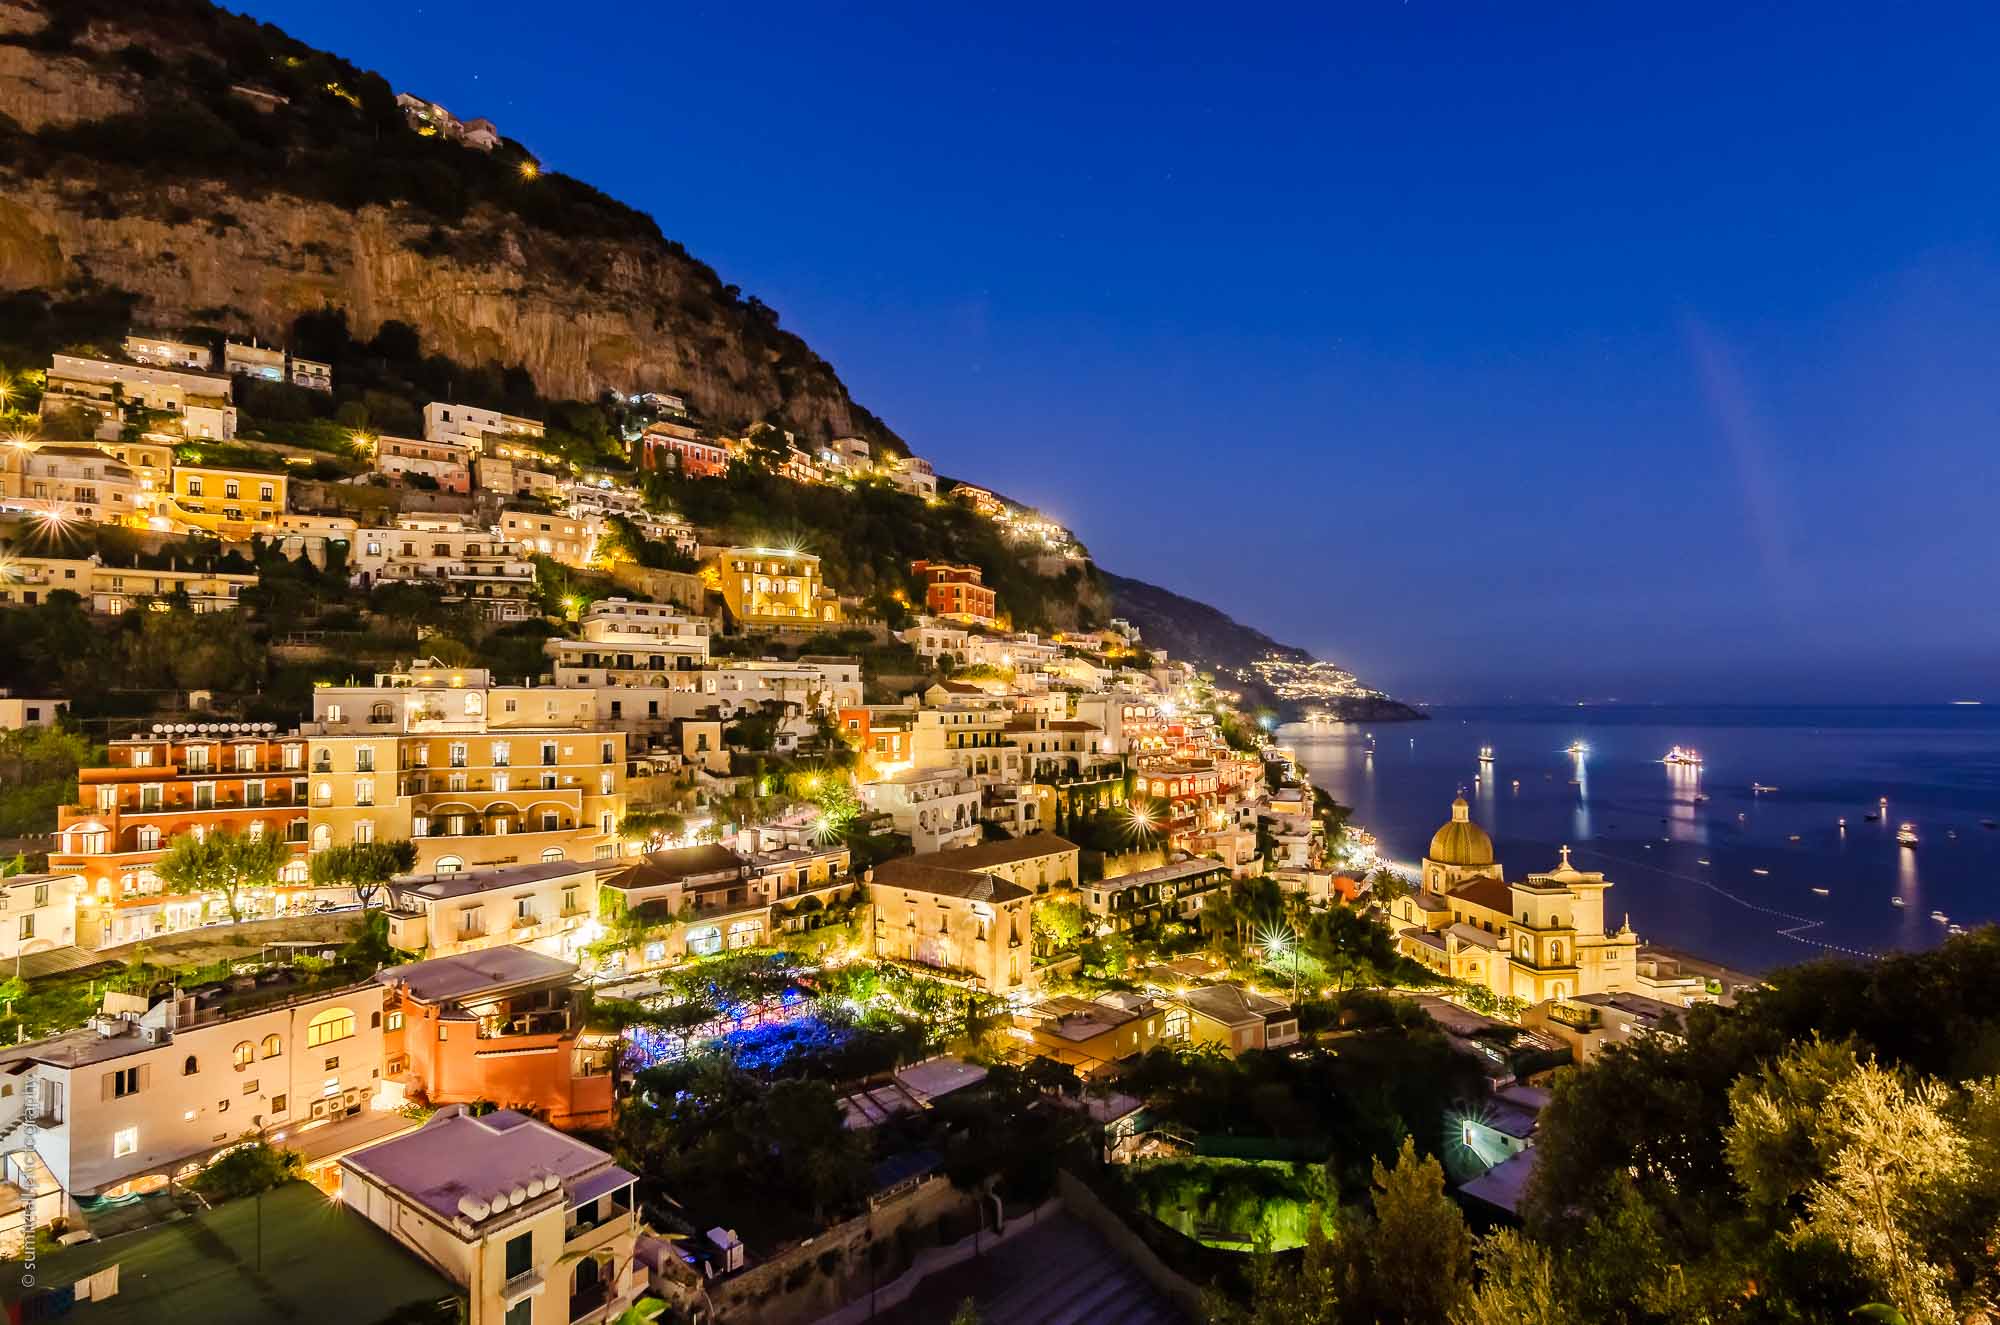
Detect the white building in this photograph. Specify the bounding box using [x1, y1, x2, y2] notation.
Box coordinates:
[222, 340, 286, 383]
[425, 402, 546, 454]
[545, 598, 710, 689]
[122, 335, 213, 372]
[384, 860, 600, 962]
[887, 454, 936, 499]
[0, 692, 69, 732]
[351, 516, 538, 621]
[860, 767, 982, 853]
[290, 356, 333, 392]
[0, 872, 81, 960]
[0, 443, 143, 525]
[340, 1107, 640, 1325]
[0, 976, 389, 1213]
[701, 657, 862, 713]
[41, 354, 236, 442]
[500, 507, 595, 567]
[900, 622, 972, 666]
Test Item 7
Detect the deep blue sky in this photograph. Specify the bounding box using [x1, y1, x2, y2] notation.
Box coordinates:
[240, 1, 2000, 703]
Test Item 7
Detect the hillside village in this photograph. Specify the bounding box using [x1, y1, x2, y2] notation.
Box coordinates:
[0, 8, 1737, 1325]
[0, 318, 1722, 1324]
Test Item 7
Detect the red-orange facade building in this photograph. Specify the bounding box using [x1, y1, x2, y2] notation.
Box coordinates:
[640, 423, 729, 479]
[50, 723, 319, 946]
[910, 560, 997, 626]
[378, 947, 614, 1131]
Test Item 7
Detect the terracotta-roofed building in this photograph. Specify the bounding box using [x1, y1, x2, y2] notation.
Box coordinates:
[869, 856, 1035, 996]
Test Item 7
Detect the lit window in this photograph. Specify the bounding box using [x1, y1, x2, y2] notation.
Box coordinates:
[306, 1008, 355, 1048]
[113, 1127, 138, 1158]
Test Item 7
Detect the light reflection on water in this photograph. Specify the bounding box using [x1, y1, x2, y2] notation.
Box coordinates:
[1283, 705, 2000, 973]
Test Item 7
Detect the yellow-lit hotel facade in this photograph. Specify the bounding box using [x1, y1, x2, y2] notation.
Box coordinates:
[708, 546, 844, 629]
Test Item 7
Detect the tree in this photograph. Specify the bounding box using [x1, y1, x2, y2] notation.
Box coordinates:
[307, 839, 417, 911]
[1031, 898, 1089, 955]
[1727, 1046, 1971, 1325]
[618, 809, 688, 851]
[1359, 1138, 1472, 1325]
[193, 1139, 302, 1199]
[1451, 1229, 1577, 1325]
[157, 827, 289, 923]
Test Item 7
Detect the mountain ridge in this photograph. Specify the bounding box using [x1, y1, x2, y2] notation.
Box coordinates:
[0, 0, 1410, 708]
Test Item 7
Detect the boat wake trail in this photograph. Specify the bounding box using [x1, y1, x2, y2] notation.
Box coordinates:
[1579, 845, 1882, 961]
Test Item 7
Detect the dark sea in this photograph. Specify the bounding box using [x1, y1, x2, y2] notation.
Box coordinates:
[1280, 705, 2000, 975]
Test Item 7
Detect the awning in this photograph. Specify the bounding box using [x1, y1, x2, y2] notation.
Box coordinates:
[568, 1165, 639, 1208]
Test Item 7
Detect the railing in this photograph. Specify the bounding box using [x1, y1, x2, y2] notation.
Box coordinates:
[479, 1007, 574, 1039]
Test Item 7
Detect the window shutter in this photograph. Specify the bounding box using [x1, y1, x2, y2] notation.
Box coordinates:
[137, 1064, 151, 1091]
[101, 1071, 115, 1102]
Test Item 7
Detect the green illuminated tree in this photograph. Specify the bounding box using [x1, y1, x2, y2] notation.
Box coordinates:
[157, 826, 289, 923]
[307, 838, 417, 910]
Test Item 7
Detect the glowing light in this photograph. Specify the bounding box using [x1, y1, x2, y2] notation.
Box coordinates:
[518, 160, 540, 180]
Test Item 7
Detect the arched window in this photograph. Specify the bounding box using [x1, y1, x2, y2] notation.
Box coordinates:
[232, 1041, 253, 1069]
[261, 1034, 281, 1058]
[464, 693, 483, 715]
[436, 856, 463, 875]
[687, 925, 722, 957]
[306, 1008, 355, 1048]
[370, 702, 392, 723]
[138, 825, 161, 851]
[311, 824, 331, 851]
[183, 1055, 198, 1076]
[541, 847, 565, 862]
[1549, 940, 1564, 964]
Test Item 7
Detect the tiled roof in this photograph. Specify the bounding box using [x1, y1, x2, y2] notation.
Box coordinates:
[1449, 875, 1514, 915]
[602, 843, 745, 891]
[908, 831, 1077, 872]
[871, 859, 1032, 903]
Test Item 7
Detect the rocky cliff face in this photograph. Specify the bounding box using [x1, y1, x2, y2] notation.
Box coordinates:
[0, 0, 887, 441]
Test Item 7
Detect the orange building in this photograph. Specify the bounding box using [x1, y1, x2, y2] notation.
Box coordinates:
[910, 560, 997, 626]
[377, 947, 614, 1130]
[639, 421, 729, 478]
[50, 722, 322, 946]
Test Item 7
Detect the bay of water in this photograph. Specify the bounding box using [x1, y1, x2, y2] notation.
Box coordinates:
[1281, 706, 2000, 974]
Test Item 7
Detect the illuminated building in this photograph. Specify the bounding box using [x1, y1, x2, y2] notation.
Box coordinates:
[909, 560, 997, 625]
[709, 546, 843, 629]
[1391, 797, 1705, 1008]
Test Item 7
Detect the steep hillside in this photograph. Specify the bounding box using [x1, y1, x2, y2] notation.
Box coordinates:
[0, 0, 1410, 710]
[1103, 569, 1421, 721]
[0, 0, 902, 446]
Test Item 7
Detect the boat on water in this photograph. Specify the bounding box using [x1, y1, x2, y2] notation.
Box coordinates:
[1891, 897, 1906, 908]
[1788, 834, 1801, 841]
[1698, 858, 1710, 865]
[1932, 910, 1949, 923]
[1478, 746, 1494, 762]
[1898, 823, 1919, 847]
[1951, 924, 1967, 935]
[1752, 867, 1770, 876]
[1752, 783, 1780, 794]
[1983, 819, 1997, 830]
[1811, 887, 1829, 896]
[1864, 813, 1880, 822]
[1566, 741, 1589, 756]
[1662, 746, 1703, 766]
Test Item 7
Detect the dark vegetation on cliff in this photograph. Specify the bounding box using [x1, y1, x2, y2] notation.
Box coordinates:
[0, 0, 1398, 700]
[0, 0, 906, 449]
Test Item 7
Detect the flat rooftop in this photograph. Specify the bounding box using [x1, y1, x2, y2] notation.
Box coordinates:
[390, 858, 594, 900]
[341, 1107, 631, 1228]
[5, 1181, 457, 1324]
[378, 946, 579, 1004]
